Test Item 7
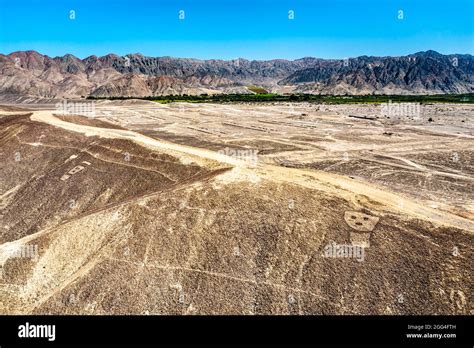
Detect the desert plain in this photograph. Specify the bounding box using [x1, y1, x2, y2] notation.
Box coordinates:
[0, 100, 472, 314]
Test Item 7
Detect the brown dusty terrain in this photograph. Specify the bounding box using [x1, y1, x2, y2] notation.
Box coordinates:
[0, 102, 472, 315]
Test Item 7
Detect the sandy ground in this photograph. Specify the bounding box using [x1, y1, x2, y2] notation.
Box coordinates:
[29, 105, 474, 231]
[0, 102, 472, 315]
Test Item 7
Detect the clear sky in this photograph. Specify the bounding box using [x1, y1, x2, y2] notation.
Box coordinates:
[0, 0, 472, 60]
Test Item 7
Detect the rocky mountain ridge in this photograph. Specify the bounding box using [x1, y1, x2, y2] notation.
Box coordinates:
[0, 50, 472, 98]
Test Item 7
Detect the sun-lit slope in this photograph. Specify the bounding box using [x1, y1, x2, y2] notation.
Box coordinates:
[0, 111, 472, 315]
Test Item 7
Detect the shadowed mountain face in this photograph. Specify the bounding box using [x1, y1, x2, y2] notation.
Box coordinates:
[0, 50, 472, 98]
[280, 51, 474, 95]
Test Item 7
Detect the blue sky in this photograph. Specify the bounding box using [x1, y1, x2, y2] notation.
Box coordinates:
[0, 0, 472, 60]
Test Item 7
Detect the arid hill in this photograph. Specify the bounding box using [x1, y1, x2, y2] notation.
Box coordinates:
[0, 50, 472, 98]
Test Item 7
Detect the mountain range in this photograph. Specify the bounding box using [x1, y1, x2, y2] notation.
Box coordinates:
[0, 50, 472, 99]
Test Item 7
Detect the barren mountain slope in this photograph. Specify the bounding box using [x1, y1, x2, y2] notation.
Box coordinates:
[0, 50, 472, 98]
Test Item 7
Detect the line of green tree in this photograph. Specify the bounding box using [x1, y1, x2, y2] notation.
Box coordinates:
[87, 93, 474, 104]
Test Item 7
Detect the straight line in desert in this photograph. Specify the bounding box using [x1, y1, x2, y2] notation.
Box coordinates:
[31, 110, 241, 168]
[29, 110, 474, 233]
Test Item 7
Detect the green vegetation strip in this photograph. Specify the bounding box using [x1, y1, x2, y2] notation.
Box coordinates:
[87, 93, 474, 104]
